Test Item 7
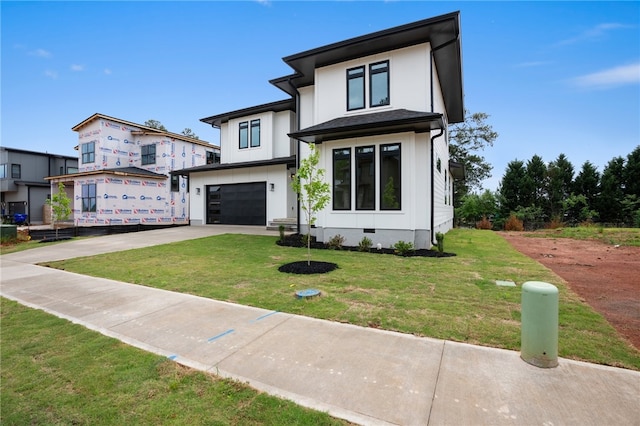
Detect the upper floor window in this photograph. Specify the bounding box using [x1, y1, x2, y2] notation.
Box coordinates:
[380, 144, 401, 210]
[356, 146, 375, 210]
[11, 164, 21, 179]
[81, 142, 95, 164]
[250, 119, 261, 148]
[370, 61, 390, 107]
[333, 148, 351, 210]
[141, 144, 156, 165]
[81, 183, 96, 212]
[0, 164, 6, 179]
[206, 151, 220, 164]
[347, 66, 365, 111]
[239, 120, 261, 149]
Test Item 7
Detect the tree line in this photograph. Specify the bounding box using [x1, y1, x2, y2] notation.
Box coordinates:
[447, 111, 639, 229]
[457, 147, 640, 229]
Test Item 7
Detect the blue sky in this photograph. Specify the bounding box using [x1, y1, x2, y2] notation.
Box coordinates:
[2, 1, 638, 191]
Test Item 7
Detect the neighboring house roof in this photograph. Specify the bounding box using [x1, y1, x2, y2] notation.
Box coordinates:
[200, 99, 295, 128]
[289, 109, 444, 144]
[270, 11, 463, 123]
[449, 161, 466, 180]
[172, 156, 296, 176]
[45, 166, 167, 181]
[72, 113, 219, 149]
[1, 146, 77, 160]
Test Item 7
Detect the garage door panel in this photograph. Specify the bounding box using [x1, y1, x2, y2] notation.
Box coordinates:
[207, 182, 266, 226]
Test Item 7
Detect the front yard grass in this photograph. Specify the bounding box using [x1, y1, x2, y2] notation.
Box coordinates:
[43, 228, 640, 370]
[0, 298, 348, 425]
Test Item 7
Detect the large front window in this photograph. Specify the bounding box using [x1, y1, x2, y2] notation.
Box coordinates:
[333, 148, 351, 210]
[81, 142, 95, 164]
[370, 61, 390, 107]
[141, 144, 156, 165]
[81, 183, 96, 212]
[356, 146, 375, 210]
[347, 66, 365, 111]
[380, 144, 401, 210]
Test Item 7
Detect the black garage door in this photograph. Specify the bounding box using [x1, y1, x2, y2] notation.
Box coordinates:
[206, 182, 266, 225]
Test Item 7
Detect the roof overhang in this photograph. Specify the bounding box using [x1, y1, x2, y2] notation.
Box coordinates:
[270, 11, 463, 123]
[449, 160, 466, 180]
[288, 109, 444, 144]
[172, 155, 296, 176]
[200, 99, 295, 128]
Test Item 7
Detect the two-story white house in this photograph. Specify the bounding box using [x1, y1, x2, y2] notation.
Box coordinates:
[178, 11, 464, 248]
[47, 113, 219, 226]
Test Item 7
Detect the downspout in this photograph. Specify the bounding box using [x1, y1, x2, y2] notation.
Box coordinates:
[287, 77, 301, 233]
[430, 127, 444, 246]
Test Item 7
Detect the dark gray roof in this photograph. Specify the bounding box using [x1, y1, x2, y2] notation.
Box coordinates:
[172, 156, 296, 176]
[201, 99, 295, 128]
[270, 11, 463, 123]
[288, 109, 444, 144]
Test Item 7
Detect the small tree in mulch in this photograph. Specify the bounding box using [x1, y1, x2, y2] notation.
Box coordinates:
[291, 143, 331, 266]
[46, 182, 72, 240]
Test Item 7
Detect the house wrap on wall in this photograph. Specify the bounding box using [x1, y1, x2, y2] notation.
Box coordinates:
[176, 11, 465, 249]
[47, 114, 219, 226]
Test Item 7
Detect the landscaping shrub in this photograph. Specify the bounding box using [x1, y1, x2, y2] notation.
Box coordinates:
[358, 236, 373, 252]
[326, 234, 345, 250]
[546, 215, 565, 229]
[278, 225, 285, 243]
[393, 240, 414, 256]
[435, 232, 445, 253]
[504, 214, 524, 231]
[476, 215, 492, 230]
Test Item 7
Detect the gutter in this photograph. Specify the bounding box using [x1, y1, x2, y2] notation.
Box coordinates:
[286, 77, 301, 233]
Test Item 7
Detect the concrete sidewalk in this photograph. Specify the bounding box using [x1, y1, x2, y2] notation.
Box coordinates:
[1, 227, 639, 425]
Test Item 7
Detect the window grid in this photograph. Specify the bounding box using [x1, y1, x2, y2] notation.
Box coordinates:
[141, 144, 156, 165]
[81, 183, 96, 212]
[11, 164, 21, 179]
[82, 142, 95, 164]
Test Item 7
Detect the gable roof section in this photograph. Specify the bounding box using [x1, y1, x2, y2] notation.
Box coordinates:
[200, 99, 295, 128]
[172, 156, 296, 176]
[288, 109, 444, 144]
[45, 166, 167, 181]
[270, 11, 463, 123]
[72, 113, 218, 149]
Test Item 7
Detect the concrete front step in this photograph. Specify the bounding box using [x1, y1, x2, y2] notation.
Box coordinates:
[267, 218, 297, 232]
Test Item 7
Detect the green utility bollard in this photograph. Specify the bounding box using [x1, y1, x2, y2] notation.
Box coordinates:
[521, 281, 559, 368]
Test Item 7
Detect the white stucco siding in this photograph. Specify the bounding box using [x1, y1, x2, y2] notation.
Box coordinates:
[313, 43, 433, 124]
[272, 110, 296, 158]
[223, 112, 275, 164]
[298, 86, 315, 130]
[188, 165, 293, 225]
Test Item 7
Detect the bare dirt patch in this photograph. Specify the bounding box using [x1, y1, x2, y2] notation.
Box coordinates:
[500, 232, 640, 349]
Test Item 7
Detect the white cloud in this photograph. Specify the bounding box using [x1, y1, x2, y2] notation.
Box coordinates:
[44, 70, 58, 79]
[70, 64, 84, 71]
[557, 23, 631, 46]
[29, 48, 52, 58]
[571, 62, 640, 89]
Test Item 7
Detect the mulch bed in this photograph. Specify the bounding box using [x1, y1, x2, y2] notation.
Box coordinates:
[278, 261, 338, 275]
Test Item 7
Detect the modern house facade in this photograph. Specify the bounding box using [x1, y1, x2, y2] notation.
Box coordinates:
[178, 11, 464, 249]
[46, 114, 219, 226]
[1, 147, 78, 224]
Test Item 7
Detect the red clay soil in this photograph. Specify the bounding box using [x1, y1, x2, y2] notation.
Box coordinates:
[500, 232, 640, 350]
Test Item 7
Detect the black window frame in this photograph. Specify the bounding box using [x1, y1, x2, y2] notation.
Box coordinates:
[369, 60, 390, 108]
[332, 148, 351, 211]
[380, 143, 401, 210]
[239, 121, 249, 149]
[141, 144, 156, 165]
[355, 146, 375, 210]
[347, 66, 365, 111]
[170, 174, 179, 192]
[81, 141, 95, 164]
[81, 183, 96, 212]
[250, 119, 261, 148]
[11, 164, 21, 179]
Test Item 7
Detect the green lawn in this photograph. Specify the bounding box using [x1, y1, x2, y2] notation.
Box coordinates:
[0, 298, 348, 425]
[42, 228, 640, 370]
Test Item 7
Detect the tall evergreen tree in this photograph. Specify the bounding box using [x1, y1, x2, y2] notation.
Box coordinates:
[524, 155, 547, 211]
[546, 154, 574, 218]
[573, 161, 600, 214]
[598, 157, 625, 223]
[499, 160, 528, 216]
[623, 146, 640, 198]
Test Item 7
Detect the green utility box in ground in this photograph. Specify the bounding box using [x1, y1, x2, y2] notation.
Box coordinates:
[1, 224, 18, 241]
[521, 281, 559, 368]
